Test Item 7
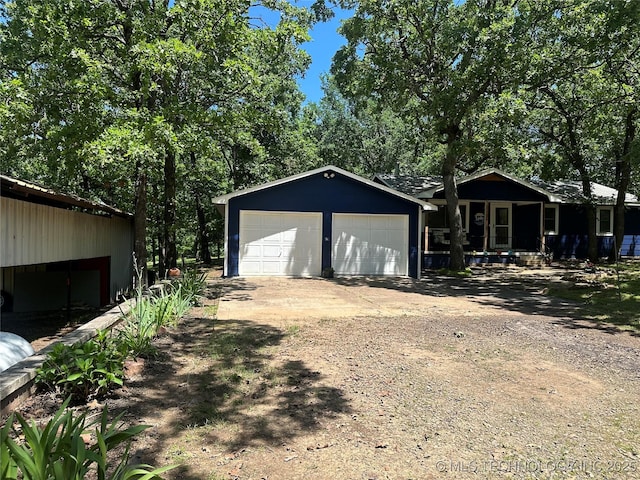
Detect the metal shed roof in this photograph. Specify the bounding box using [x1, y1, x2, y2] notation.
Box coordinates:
[0, 175, 132, 218]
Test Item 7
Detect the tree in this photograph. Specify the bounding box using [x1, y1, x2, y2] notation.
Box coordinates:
[309, 75, 440, 177]
[332, 0, 546, 270]
[521, 0, 640, 261]
[1, 0, 319, 280]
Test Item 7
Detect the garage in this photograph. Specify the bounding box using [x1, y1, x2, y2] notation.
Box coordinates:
[239, 211, 322, 276]
[332, 214, 408, 275]
[213, 165, 435, 279]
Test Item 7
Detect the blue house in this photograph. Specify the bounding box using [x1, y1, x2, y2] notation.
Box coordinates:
[375, 168, 640, 266]
[213, 165, 436, 279]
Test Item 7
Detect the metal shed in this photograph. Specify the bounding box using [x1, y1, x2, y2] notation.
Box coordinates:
[213, 166, 436, 279]
[1, 175, 134, 312]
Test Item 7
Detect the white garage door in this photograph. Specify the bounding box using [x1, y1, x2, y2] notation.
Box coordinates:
[332, 213, 409, 276]
[239, 211, 322, 276]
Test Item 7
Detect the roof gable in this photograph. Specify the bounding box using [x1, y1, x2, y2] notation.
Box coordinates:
[213, 165, 437, 211]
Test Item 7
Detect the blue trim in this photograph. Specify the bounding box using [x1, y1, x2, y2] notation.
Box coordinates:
[423, 253, 517, 269]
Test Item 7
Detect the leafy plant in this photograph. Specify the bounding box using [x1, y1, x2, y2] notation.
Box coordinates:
[117, 320, 158, 359]
[177, 269, 207, 306]
[1, 397, 176, 480]
[36, 330, 126, 403]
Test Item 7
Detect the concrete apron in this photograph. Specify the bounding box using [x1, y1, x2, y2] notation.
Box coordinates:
[216, 276, 451, 323]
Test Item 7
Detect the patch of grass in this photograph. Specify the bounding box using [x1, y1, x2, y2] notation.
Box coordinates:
[548, 262, 640, 330]
[206, 473, 228, 480]
[285, 324, 300, 336]
[437, 267, 473, 277]
[165, 445, 193, 463]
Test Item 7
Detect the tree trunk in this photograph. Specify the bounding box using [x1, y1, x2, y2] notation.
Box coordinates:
[157, 232, 165, 279]
[163, 149, 178, 271]
[442, 127, 465, 271]
[195, 192, 212, 264]
[578, 173, 598, 262]
[133, 168, 147, 286]
[611, 107, 636, 261]
[585, 203, 598, 262]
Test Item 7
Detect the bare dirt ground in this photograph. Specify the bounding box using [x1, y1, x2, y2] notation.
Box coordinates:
[9, 267, 640, 479]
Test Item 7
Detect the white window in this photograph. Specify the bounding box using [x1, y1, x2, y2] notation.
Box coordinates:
[596, 207, 614, 235]
[544, 205, 559, 234]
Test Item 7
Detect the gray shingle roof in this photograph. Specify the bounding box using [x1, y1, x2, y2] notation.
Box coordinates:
[529, 178, 638, 205]
[374, 169, 639, 205]
[373, 174, 441, 197]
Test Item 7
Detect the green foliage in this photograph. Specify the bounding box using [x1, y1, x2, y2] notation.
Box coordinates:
[36, 331, 126, 404]
[1, 0, 321, 271]
[35, 264, 204, 403]
[1, 397, 175, 480]
[177, 269, 208, 306]
[117, 269, 206, 358]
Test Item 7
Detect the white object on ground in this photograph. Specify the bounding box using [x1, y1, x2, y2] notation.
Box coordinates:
[0, 332, 35, 372]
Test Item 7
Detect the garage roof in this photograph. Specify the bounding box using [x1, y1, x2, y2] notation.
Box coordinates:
[213, 165, 437, 211]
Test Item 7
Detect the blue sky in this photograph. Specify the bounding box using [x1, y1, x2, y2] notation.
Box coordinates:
[252, 4, 352, 104]
[298, 7, 352, 103]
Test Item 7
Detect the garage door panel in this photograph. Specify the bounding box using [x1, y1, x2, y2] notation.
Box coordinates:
[239, 211, 322, 276]
[332, 214, 408, 276]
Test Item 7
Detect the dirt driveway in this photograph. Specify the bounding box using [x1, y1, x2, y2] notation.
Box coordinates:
[15, 269, 640, 479]
[207, 274, 640, 480]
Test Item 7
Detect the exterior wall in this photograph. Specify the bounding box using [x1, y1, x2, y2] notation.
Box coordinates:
[427, 180, 548, 252]
[545, 205, 640, 259]
[225, 171, 421, 278]
[427, 201, 542, 252]
[1, 196, 134, 301]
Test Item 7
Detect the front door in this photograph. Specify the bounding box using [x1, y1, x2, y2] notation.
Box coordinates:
[491, 203, 512, 249]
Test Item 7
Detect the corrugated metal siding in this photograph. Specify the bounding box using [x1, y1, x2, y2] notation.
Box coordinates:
[1, 196, 134, 299]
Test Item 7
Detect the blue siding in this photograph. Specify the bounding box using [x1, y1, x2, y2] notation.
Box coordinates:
[545, 205, 640, 258]
[226, 171, 421, 277]
[423, 253, 517, 269]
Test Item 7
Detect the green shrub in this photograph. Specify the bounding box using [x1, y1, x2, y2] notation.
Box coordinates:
[177, 269, 207, 306]
[36, 330, 126, 403]
[1, 397, 175, 480]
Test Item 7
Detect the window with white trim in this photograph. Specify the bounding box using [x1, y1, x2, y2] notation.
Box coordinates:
[543, 205, 559, 234]
[596, 206, 614, 235]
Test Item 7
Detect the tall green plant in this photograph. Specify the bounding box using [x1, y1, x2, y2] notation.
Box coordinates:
[36, 331, 126, 403]
[177, 269, 207, 306]
[1, 398, 175, 480]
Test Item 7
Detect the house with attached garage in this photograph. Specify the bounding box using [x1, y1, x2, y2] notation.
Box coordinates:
[374, 168, 640, 267]
[212, 165, 436, 279]
[1, 174, 134, 312]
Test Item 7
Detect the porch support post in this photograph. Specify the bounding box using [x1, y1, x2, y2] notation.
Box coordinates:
[540, 202, 545, 253]
[483, 201, 489, 251]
